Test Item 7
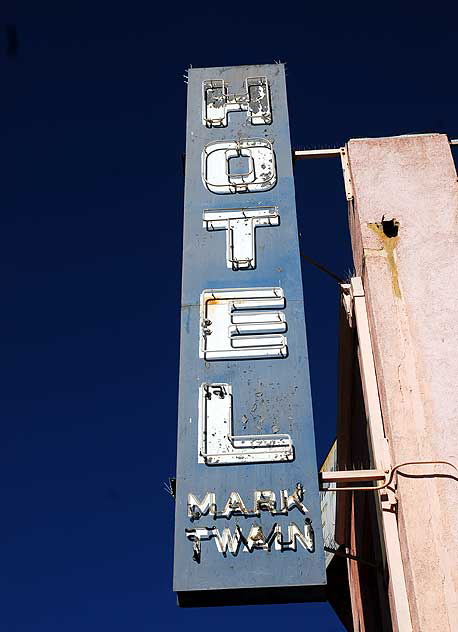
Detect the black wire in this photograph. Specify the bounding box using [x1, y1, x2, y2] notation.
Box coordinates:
[300, 251, 345, 284]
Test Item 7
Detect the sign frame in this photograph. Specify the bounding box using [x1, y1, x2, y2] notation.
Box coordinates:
[174, 63, 326, 607]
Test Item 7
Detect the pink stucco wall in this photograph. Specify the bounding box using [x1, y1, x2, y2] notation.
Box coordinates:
[347, 134, 458, 631]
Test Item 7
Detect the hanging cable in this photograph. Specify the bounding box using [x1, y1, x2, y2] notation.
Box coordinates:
[299, 251, 345, 284]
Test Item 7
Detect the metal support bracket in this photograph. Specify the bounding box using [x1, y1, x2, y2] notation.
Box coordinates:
[320, 469, 386, 486]
[203, 207, 279, 270]
[293, 147, 342, 159]
[340, 146, 354, 202]
[292, 146, 354, 210]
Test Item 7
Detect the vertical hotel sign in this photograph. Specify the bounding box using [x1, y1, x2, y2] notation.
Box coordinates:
[174, 64, 326, 606]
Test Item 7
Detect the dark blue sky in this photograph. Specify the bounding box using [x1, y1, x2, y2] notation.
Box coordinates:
[1, 3, 456, 630]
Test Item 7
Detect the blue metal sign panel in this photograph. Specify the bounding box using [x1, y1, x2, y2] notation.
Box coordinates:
[174, 64, 326, 607]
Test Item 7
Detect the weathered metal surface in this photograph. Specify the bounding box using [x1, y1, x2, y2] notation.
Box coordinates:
[198, 382, 294, 465]
[202, 76, 272, 128]
[202, 207, 279, 270]
[174, 64, 326, 607]
[199, 287, 287, 361]
[202, 138, 277, 194]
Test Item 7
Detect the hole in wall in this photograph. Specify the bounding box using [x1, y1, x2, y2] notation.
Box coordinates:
[381, 218, 399, 238]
